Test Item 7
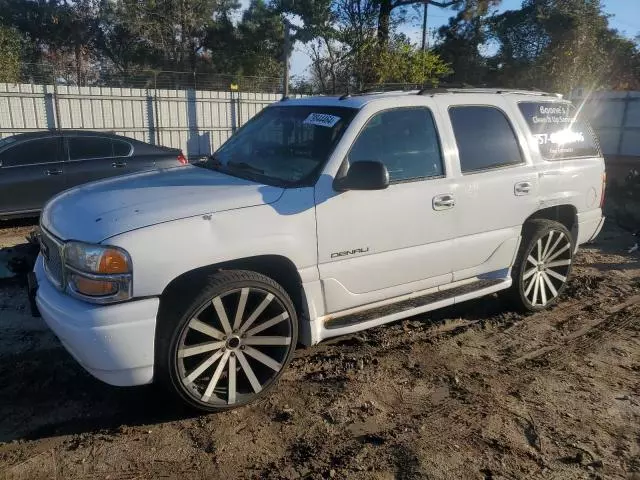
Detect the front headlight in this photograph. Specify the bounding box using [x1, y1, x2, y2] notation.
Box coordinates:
[63, 242, 133, 303]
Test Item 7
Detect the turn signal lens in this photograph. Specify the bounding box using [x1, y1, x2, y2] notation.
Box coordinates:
[177, 152, 188, 165]
[69, 274, 118, 296]
[65, 242, 131, 274]
[98, 249, 130, 274]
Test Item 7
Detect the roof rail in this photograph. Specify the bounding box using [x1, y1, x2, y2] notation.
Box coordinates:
[417, 87, 451, 96]
[417, 86, 558, 97]
[338, 89, 408, 100]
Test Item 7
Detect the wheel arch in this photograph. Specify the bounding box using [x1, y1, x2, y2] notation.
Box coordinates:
[157, 254, 309, 340]
[524, 205, 578, 242]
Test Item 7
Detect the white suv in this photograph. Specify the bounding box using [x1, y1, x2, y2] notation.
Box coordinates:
[31, 89, 606, 411]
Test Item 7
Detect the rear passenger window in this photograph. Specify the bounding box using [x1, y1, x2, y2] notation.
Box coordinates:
[348, 107, 444, 182]
[68, 137, 113, 160]
[518, 102, 600, 160]
[449, 106, 523, 173]
[113, 139, 132, 156]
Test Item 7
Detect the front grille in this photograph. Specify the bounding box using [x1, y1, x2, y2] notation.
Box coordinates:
[40, 230, 64, 288]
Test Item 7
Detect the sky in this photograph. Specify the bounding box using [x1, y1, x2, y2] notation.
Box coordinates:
[240, 0, 640, 78]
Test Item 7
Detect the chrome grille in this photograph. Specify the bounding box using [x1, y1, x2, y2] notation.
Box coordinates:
[40, 230, 64, 288]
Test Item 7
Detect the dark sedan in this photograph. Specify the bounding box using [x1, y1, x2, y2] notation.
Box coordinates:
[0, 130, 188, 219]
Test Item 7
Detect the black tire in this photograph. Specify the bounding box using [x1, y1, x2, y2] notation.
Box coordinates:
[504, 219, 574, 312]
[156, 270, 298, 412]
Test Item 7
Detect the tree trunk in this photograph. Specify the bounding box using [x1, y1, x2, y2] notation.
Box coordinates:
[377, 0, 393, 50]
[75, 43, 83, 86]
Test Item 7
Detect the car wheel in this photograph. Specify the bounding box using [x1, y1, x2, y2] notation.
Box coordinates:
[507, 219, 574, 312]
[157, 270, 298, 412]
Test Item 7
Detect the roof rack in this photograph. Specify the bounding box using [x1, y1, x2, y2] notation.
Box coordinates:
[339, 83, 424, 100]
[338, 89, 408, 101]
[417, 86, 558, 97]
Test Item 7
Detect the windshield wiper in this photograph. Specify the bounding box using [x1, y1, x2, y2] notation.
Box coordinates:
[227, 161, 265, 174]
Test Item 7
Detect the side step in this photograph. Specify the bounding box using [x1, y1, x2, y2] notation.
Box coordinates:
[324, 278, 505, 330]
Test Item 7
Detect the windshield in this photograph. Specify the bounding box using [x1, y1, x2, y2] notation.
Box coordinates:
[202, 105, 357, 186]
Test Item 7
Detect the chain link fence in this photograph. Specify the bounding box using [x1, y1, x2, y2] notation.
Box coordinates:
[1, 63, 299, 158]
[17, 63, 285, 93]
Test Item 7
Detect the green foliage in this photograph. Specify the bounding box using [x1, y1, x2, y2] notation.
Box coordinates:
[233, 0, 284, 77]
[491, 0, 640, 92]
[377, 41, 452, 85]
[0, 25, 21, 82]
[0, 0, 638, 95]
[434, 11, 490, 85]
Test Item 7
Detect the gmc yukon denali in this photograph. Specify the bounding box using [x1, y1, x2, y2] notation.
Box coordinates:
[30, 89, 606, 411]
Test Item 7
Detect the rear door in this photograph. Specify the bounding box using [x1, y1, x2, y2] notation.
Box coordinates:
[111, 137, 159, 173]
[440, 100, 539, 280]
[119, 139, 179, 172]
[0, 136, 66, 215]
[64, 135, 134, 187]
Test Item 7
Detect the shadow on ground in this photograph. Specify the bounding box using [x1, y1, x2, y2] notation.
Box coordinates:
[0, 343, 199, 442]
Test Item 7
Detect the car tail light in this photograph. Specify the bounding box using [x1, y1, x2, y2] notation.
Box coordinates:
[177, 152, 188, 165]
[600, 172, 606, 208]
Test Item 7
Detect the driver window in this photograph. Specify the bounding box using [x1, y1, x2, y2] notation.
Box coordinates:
[348, 107, 444, 183]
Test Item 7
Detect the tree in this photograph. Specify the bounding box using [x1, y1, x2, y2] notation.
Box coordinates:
[0, 25, 21, 82]
[233, 0, 285, 77]
[434, 10, 490, 85]
[376, 0, 500, 49]
[488, 0, 640, 92]
[376, 36, 452, 85]
[111, 0, 239, 71]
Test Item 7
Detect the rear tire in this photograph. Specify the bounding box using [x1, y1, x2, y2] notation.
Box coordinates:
[156, 270, 298, 412]
[505, 219, 574, 312]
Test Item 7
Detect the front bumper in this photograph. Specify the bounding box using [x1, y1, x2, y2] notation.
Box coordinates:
[34, 256, 158, 386]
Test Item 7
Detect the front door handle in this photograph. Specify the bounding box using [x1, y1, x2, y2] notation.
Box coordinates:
[514, 181, 532, 196]
[433, 194, 455, 210]
[112, 161, 127, 168]
[45, 168, 63, 176]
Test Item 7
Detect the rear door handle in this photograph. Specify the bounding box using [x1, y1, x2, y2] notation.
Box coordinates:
[112, 161, 127, 168]
[514, 181, 532, 195]
[433, 194, 455, 210]
[45, 168, 63, 176]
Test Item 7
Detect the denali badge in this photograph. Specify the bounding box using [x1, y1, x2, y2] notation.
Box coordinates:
[331, 247, 369, 258]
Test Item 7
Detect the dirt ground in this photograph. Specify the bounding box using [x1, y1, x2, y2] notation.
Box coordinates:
[0, 219, 638, 480]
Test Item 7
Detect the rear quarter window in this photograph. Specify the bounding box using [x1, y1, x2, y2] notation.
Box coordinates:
[518, 102, 601, 160]
[113, 139, 132, 156]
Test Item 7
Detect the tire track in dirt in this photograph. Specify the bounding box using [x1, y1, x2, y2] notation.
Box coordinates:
[514, 299, 640, 366]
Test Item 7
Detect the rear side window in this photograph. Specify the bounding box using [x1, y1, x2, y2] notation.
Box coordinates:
[449, 106, 523, 173]
[518, 102, 600, 160]
[68, 137, 113, 160]
[0, 138, 60, 167]
[348, 107, 444, 182]
[113, 139, 132, 156]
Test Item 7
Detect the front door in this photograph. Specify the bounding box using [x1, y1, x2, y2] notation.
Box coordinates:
[0, 135, 66, 216]
[315, 105, 456, 313]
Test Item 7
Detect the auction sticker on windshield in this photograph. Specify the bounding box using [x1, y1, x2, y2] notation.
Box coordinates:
[303, 113, 342, 128]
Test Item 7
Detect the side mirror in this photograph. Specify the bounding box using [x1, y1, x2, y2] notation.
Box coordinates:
[334, 161, 390, 192]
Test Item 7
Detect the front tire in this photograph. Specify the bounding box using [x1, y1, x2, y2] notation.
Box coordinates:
[507, 219, 574, 312]
[157, 270, 298, 412]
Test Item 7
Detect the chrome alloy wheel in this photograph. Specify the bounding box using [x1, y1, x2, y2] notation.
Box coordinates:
[176, 287, 294, 406]
[522, 229, 572, 307]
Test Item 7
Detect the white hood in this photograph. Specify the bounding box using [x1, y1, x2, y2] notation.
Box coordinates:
[41, 166, 284, 243]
